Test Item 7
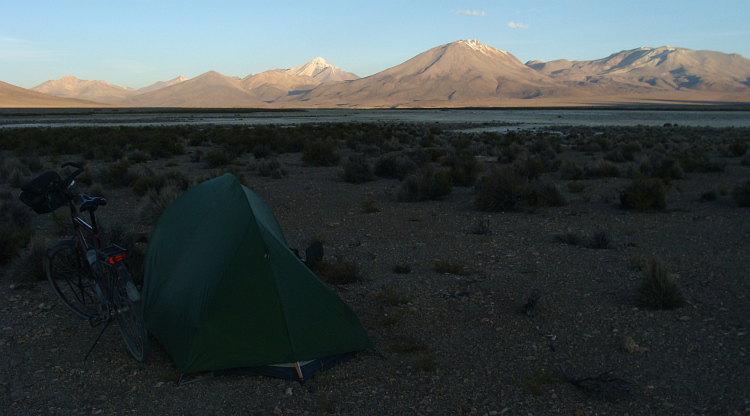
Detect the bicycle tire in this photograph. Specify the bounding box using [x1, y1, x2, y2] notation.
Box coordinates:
[45, 242, 98, 319]
[105, 264, 150, 362]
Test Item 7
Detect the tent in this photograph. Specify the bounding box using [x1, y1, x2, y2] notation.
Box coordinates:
[142, 173, 373, 380]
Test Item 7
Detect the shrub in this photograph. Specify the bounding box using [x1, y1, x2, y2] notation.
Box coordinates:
[360, 200, 379, 213]
[0, 200, 35, 265]
[374, 153, 417, 180]
[374, 283, 412, 306]
[396, 166, 452, 202]
[302, 139, 340, 167]
[131, 174, 166, 196]
[203, 148, 235, 168]
[474, 167, 527, 212]
[586, 228, 612, 249]
[103, 159, 137, 188]
[587, 159, 620, 178]
[340, 155, 376, 184]
[530, 181, 568, 207]
[257, 158, 288, 179]
[434, 259, 465, 275]
[445, 153, 481, 186]
[471, 218, 492, 236]
[555, 230, 581, 246]
[559, 160, 585, 181]
[314, 255, 361, 284]
[8, 235, 47, 283]
[732, 178, 750, 207]
[636, 257, 684, 310]
[137, 186, 182, 225]
[620, 177, 667, 211]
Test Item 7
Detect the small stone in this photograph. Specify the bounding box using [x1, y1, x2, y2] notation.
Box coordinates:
[284, 387, 293, 396]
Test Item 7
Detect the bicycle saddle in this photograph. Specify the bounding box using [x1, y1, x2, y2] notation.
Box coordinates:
[79, 194, 107, 212]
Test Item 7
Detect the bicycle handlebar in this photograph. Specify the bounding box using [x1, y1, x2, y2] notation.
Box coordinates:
[60, 162, 85, 190]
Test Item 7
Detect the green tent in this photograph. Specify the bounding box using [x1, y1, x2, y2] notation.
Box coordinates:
[142, 173, 372, 380]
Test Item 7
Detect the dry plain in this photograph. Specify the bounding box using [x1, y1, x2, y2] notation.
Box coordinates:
[1, 111, 749, 416]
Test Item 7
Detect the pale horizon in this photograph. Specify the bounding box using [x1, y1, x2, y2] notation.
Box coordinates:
[2, 0, 749, 90]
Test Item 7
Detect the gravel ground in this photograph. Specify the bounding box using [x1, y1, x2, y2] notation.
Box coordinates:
[2, 126, 750, 416]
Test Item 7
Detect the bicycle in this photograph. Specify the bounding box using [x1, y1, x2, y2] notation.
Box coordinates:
[19, 162, 150, 362]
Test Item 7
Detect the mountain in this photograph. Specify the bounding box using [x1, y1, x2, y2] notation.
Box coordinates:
[31, 75, 136, 104]
[290, 40, 574, 107]
[136, 75, 189, 94]
[116, 71, 265, 107]
[279, 57, 359, 83]
[0, 80, 104, 108]
[527, 46, 750, 93]
[240, 70, 320, 102]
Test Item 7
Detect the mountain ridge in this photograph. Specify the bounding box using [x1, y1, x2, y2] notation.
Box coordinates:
[4, 41, 749, 108]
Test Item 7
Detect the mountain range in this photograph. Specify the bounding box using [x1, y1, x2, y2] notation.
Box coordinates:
[2, 40, 749, 108]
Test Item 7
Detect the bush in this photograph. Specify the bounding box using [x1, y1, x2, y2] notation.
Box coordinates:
[732, 178, 750, 207]
[374, 283, 412, 306]
[0, 200, 35, 265]
[137, 186, 182, 225]
[620, 177, 667, 211]
[340, 155, 376, 184]
[445, 153, 481, 186]
[203, 148, 235, 168]
[474, 167, 527, 212]
[587, 159, 620, 178]
[396, 166, 452, 202]
[530, 181, 568, 208]
[636, 257, 685, 310]
[559, 160, 585, 181]
[302, 139, 340, 167]
[313, 255, 361, 284]
[374, 153, 417, 180]
[257, 158, 288, 179]
[586, 228, 612, 249]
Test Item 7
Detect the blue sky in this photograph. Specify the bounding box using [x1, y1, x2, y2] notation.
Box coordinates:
[2, 0, 749, 89]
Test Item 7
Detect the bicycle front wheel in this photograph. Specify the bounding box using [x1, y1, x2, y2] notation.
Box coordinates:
[105, 264, 150, 362]
[45, 242, 98, 319]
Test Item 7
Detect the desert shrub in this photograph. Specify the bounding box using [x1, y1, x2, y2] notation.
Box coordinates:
[636, 257, 684, 310]
[374, 283, 412, 306]
[586, 228, 612, 249]
[555, 230, 581, 246]
[103, 159, 137, 188]
[396, 166, 452, 202]
[340, 155, 376, 184]
[529, 181, 568, 207]
[474, 167, 528, 212]
[559, 160, 585, 181]
[444, 153, 481, 186]
[471, 218, 492, 236]
[302, 139, 340, 167]
[131, 174, 166, 196]
[389, 336, 429, 353]
[639, 156, 684, 181]
[313, 255, 361, 284]
[360, 200, 379, 213]
[0, 158, 31, 186]
[699, 190, 717, 202]
[0, 201, 35, 265]
[434, 259, 465, 275]
[620, 177, 667, 211]
[727, 140, 748, 157]
[257, 158, 288, 179]
[8, 235, 47, 283]
[587, 159, 620, 178]
[732, 178, 750, 207]
[513, 155, 549, 180]
[137, 186, 182, 225]
[203, 148, 235, 168]
[252, 144, 273, 159]
[566, 181, 587, 194]
[374, 153, 417, 180]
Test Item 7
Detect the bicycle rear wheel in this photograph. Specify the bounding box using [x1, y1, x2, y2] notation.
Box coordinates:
[105, 264, 150, 362]
[45, 241, 98, 319]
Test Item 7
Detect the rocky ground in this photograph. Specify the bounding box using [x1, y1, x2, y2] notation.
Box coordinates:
[1, 122, 749, 416]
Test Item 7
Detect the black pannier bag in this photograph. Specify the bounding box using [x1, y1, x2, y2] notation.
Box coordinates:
[19, 171, 67, 214]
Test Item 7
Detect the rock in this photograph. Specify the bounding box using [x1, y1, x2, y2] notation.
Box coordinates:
[623, 337, 648, 353]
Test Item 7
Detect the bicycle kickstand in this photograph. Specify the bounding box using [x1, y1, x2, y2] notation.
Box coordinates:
[83, 315, 112, 361]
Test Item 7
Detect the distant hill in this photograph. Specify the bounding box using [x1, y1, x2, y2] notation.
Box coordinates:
[136, 75, 189, 94]
[31, 75, 137, 104]
[527, 46, 750, 94]
[278, 57, 359, 83]
[290, 40, 576, 107]
[2, 42, 749, 108]
[0, 80, 104, 108]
